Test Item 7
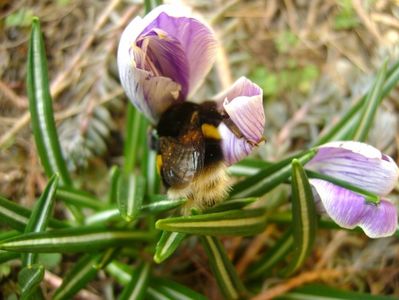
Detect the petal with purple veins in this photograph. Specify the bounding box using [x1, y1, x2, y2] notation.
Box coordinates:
[223, 95, 265, 143]
[218, 123, 254, 166]
[214, 77, 263, 103]
[217, 77, 265, 143]
[307, 141, 399, 196]
[310, 179, 397, 238]
[118, 4, 218, 122]
[119, 65, 181, 123]
[141, 6, 218, 97]
[136, 29, 189, 98]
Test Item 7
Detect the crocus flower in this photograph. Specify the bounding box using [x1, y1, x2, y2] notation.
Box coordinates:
[306, 141, 398, 238]
[117, 4, 265, 165]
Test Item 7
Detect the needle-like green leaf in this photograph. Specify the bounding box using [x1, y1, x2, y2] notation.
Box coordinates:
[149, 278, 207, 300]
[230, 150, 316, 198]
[117, 173, 146, 222]
[53, 253, 101, 300]
[352, 62, 387, 141]
[283, 159, 317, 276]
[0, 195, 69, 231]
[22, 174, 59, 266]
[156, 209, 267, 236]
[0, 227, 153, 253]
[56, 187, 107, 210]
[18, 264, 45, 300]
[108, 166, 121, 204]
[27, 18, 71, 186]
[205, 197, 257, 213]
[314, 60, 399, 146]
[247, 229, 293, 279]
[124, 105, 143, 174]
[119, 262, 151, 300]
[200, 236, 247, 300]
[228, 159, 271, 177]
[154, 231, 186, 263]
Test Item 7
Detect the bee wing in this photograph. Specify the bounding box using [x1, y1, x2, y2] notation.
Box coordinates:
[159, 136, 204, 188]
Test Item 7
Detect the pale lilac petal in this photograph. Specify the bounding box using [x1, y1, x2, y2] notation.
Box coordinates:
[118, 14, 182, 122]
[120, 66, 181, 123]
[361, 199, 397, 238]
[218, 123, 254, 166]
[214, 77, 262, 104]
[310, 179, 397, 238]
[307, 141, 399, 196]
[223, 95, 265, 143]
[141, 5, 217, 97]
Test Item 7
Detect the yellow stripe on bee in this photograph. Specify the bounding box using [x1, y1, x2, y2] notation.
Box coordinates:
[201, 124, 221, 140]
[156, 155, 163, 174]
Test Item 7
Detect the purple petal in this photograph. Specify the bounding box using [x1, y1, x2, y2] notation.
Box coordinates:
[223, 95, 265, 143]
[214, 76, 262, 102]
[136, 29, 189, 98]
[141, 5, 217, 97]
[310, 179, 397, 238]
[219, 77, 265, 143]
[118, 4, 217, 121]
[307, 141, 399, 196]
[218, 123, 255, 166]
[119, 65, 181, 123]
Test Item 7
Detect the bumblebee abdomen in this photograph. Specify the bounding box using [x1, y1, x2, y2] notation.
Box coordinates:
[167, 162, 230, 214]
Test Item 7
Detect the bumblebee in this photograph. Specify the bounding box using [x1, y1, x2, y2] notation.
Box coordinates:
[151, 101, 242, 214]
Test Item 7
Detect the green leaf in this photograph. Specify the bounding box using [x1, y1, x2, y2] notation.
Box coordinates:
[0, 251, 20, 264]
[0, 227, 153, 253]
[22, 174, 59, 266]
[106, 262, 206, 300]
[93, 248, 120, 270]
[228, 159, 271, 177]
[247, 229, 293, 279]
[283, 160, 317, 276]
[314, 60, 399, 146]
[85, 199, 186, 225]
[156, 209, 267, 236]
[27, 18, 71, 186]
[154, 231, 186, 263]
[205, 198, 257, 213]
[140, 198, 187, 215]
[143, 150, 161, 195]
[119, 262, 151, 300]
[200, 236, 247, 300]
[277, 283, 397, 300]
[56, 187, 106, 210]
[124, 105, 143, 173]
[106, 261, 134, 285]
[117, 173, 146, 222]
[53, 254, 100, 300]
[18, 264, 44, 300]
[0, 196, 69, 232]
[230, 150, 316, 198]
[108, 166, 121, 204]
[352, 62, 387, 142]
[149, 278, 207, 300]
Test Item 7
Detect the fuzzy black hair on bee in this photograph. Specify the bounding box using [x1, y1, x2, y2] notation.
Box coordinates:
[151, 101, 233, 214]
